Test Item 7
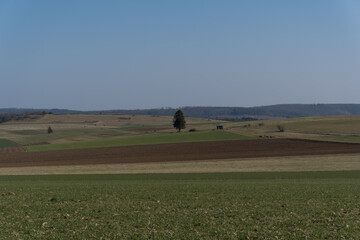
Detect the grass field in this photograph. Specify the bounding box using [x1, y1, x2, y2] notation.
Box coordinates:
[5, 129, 125, 146]
[225, 115, 360, 143]
[1, 172, 360, 239]
[0, 114, 226, 147]
[280, 117, 360, 134]
[26, 131, 253, 152]
[0, 138, 18, 148]
[3, 114, 360, 150]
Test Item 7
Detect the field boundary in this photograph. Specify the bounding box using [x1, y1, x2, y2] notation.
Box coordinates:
[1, 153, 360, 175]
[2, 139, 360, 168]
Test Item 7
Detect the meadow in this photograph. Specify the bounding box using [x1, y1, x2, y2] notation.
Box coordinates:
[0, 139, 18, 148]
[0, 114, 226, 147]
[2, 114, 360, 151]
[226, 115, 360, 143]
[1, 172, 360, 239]
[26, 131, 253, 152]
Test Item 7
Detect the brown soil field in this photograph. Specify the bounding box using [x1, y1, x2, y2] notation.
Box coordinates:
[2, 139, 360, 168]
[0, 146, 26, 154]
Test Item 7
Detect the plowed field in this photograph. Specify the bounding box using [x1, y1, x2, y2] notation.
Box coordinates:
[2, 139, 360, 168]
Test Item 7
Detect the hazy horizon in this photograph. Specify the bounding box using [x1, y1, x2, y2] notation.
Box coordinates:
[4, 102, 360, 112]
[1, 1, 360, 110]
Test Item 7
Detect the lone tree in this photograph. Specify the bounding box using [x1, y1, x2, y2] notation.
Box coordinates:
[173, 110, 186, 132]
[48, 126, 53, 134]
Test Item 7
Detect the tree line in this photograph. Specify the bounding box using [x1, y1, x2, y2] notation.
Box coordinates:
[0, 112, 50, 124]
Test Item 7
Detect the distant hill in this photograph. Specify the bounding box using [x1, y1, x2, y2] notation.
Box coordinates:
[0, 108, 82, 115]
[99, 104, 360, 120]
[2, 104, 360, 120]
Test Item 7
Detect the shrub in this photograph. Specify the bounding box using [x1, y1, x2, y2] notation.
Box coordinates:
[277, 125, 285, 132]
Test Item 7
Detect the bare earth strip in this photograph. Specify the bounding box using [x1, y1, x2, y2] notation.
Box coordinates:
[0, 146, 26, 153]
[2, 139, 360, 169]
[1, 154, 360, 175]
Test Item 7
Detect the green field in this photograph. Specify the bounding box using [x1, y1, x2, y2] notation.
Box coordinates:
[283, 118, 360, 134]
[1, 128, 126, 146]
[26, 131, 253, 152]
[0, 114, 227, 147]
[2, 114, 360, 239]
[0, 138, 19, 148]
[225, 115, 360, 143]
[3, 114, 360, 150]
[1, 172, 360, 239]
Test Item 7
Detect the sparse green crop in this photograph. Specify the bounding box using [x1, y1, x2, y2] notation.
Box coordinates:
[1, 172, 360, 239]
[0, 139, 19, 148]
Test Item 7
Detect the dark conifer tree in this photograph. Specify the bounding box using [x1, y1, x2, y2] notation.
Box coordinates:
[173, 110, 186, 132]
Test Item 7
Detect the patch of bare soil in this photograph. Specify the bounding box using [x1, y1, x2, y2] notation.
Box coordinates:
[2, 139, 360, 168]
[127, 127, 171, 132]
[0, 146, 26, 153]
[94, 121, 128, 127]
[23, 142, 49, 146]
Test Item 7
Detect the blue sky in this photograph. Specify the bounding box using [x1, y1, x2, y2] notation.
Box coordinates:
[1, 0, 360, 110]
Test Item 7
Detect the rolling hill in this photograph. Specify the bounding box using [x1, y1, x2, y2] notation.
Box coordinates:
[2, 104, 360, 119]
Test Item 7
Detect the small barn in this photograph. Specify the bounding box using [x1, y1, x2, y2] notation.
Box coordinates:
[216, 125, 223, 130]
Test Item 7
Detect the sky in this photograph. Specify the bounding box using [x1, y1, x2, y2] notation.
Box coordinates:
[1, 0, 360, 110]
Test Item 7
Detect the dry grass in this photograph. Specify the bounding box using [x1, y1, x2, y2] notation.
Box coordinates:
[13, 114, 215, 127]
[0, 114, 220, 145]
[224, 115, 360, 142]
[2, 113, 360, 148]
[0, 114, 214, 131]
[1, 154, 360, 175]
